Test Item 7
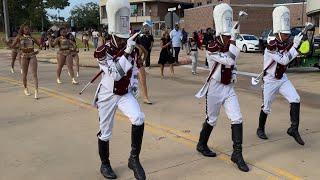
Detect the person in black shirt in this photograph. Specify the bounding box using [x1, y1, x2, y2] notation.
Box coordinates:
[202, 28, 215, 68]
[136, 28, 154, 68]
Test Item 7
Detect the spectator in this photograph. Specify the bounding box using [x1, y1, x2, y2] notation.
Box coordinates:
[188, 31, 202, 75]
[82, 29, 90, 51]
[158, 31, 175, 78]
[92, 29, 99, 49]
[170, 24, 182, 64]
[97, 31, 106, 47]
[181, 28, 188, 51]
[136, 26, 154, 69]
[202, 28, 215, 68]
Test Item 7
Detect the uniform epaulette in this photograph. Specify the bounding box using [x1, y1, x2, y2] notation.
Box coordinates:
[267, 39, 277, 51]
[94, 44, 107, 59]
[207, 41, 220, 53]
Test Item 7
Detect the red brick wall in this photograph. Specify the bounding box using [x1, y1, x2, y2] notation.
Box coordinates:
[184, 5, 214, 33]
[184, 4, 274, 36]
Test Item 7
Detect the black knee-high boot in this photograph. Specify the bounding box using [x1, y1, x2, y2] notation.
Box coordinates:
[287, 103, 305, 145]
[231, 124, 249, 172]
[257, 110, 268, 139]
[98, 139, 117, 179]
[196, 121, 216, 157]
[128, 124, 146, 180]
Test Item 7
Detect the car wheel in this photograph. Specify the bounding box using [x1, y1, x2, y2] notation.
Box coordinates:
[242, 45, 247, 53]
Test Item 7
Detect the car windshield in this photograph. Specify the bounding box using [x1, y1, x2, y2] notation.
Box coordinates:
[243, 35, 258, 40]
[291, 28, 302, 36]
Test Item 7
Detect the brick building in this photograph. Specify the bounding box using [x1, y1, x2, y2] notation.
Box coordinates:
[99, 0, 193, 34]
[307, 0, 320, 34]
[184, 0, 310, 36]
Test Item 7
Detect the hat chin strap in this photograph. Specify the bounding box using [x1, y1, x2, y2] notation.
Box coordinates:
[219, 35, 224, 45]
[278, 32, 283, 42]
[111, 34, 118, 48]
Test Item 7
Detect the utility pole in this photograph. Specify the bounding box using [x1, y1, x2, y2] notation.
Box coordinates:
[3, 0, 10, 41]
[301, 0, 305, 26]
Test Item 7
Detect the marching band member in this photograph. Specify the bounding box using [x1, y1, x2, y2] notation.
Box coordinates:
[195, 3, 249, 172]
[256, 6, 305, 145]
[10, 25, 41, 99]
[93, 0, 146, 179]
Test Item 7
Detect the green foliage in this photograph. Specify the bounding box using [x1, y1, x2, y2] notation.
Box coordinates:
[0, 0, 70, 31]
[68, 2, 100, 31]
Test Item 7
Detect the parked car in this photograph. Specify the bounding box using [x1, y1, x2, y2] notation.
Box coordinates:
[260, 26, 305, 52]
[259, 28, 272, 50]
[236, 34, 260, 53]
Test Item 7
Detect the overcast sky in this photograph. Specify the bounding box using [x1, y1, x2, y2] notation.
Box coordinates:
[47, 0, 99, 18]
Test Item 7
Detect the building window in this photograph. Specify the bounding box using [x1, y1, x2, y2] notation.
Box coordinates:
[131, 4, 138, 16]
[197, 2, 202, 6]
[207, 0, 212, 4]
[101, 5, 107, 19]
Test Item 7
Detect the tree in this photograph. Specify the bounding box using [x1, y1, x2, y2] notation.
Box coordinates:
[68, 2, 100, 31]
[0, 0, 70, 32]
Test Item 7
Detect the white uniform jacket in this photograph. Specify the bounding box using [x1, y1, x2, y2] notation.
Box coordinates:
[206, 43, 240, 83]
[263, 45, 299, 81]
[93, 43, 140, 106]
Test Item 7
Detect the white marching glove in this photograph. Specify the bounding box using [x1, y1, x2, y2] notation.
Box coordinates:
[231, 24, 240, 41]
[124, 39, 136, 54]
[124, 33, 139, 54]
[231, 73, 237, 84]
[293, 32, 303, 48]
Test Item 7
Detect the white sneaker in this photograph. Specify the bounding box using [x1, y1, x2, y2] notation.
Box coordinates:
[72, 78, 79, 85]
[76, 72, 79, 77]
[57, 78, 62, 84]
[34, 89, 39, 99]
[24, 88, 31, 96]
[10, 68, 14, 74]
[20, 69, 23, 74]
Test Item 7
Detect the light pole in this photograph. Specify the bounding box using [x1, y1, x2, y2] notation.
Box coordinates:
[178, 4, 181, 18]
[58, 9, 60, 24]
[3, 0, 10, 41]
[41, 0, 47, 32]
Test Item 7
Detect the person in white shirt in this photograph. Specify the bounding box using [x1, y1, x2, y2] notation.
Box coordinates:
[92, 29, 99, 49]
[170, 24, 182, 64]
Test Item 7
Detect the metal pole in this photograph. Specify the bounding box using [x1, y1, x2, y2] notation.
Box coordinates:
[171, 12, 173, 30]
[41, 1, 44, 31]
[3, 0, 10, 41]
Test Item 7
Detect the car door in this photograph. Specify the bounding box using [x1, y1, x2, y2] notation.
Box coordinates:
[236, 35, 244, 50]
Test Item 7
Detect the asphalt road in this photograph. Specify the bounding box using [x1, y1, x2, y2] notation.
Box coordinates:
[0, 51, 319, 180]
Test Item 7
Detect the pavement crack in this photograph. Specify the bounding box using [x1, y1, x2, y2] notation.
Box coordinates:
[146, 157, 206, 175]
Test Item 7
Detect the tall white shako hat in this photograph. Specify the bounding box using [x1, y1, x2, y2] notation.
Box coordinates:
[106, 0, 131, 39]
[213, 3, 233, 37]
[273, 6, 291, 35]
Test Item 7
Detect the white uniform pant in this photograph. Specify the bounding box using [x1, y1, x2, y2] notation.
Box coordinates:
[96, 85, 145, 141]
[206, 80, 243, 127]
[190, 51, 199, 73]
[262, 78, 300, 114]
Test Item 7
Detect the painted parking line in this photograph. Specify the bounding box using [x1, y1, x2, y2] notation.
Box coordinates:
[0, 75, 302, 180]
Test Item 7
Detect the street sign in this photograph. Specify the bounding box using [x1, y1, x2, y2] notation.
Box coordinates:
[165, 12, 179, 29]
[168, 7, 176, 12]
